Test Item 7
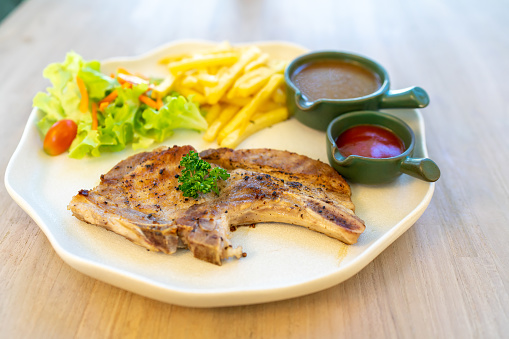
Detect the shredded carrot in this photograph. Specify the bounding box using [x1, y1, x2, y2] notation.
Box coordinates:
[76, 76, 89, 113]
[99, 101, 109, 111]
[91, 102, 98, 130]
[139, 94, 159, 109]
[122, 82, 132, 89]
[117, 73, 154, 89]
[156, 96, 163, 109]
[117, 73, 147, 85]
[117, 67, 133, 75]
[99, 90, 118, 104]
[117, 75, 126, 85]
[117, 67, 149, 80]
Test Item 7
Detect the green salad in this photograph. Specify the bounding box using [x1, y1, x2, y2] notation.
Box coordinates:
[33, 51, 207, 158]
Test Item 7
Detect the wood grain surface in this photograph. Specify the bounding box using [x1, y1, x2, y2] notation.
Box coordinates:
[1, 0, 508, 338]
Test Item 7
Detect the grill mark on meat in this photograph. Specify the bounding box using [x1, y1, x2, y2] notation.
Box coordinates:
[200, 147, 354, 211]
[305, 199, 361, 231]
[287, 181, 303, 189]
[68, 146, 365, 265]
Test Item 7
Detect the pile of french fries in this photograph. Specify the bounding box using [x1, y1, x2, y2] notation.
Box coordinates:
[155, 42, 289, 148]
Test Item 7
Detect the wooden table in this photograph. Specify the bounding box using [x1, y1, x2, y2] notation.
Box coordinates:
[1, 0, 508, 337]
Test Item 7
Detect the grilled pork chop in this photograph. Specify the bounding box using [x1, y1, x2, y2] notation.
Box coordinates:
[68, 145, 365, 265]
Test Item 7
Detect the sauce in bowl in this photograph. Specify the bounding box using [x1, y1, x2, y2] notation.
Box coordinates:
[291, 59, 381, 101]
[335, 124, 406, 158]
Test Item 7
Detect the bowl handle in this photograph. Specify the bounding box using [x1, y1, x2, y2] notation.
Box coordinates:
[400, 157, 440, 182]
[380, 86, 430, 109]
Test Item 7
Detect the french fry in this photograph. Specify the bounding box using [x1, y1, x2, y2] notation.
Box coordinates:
[204, 46, 261, 105]
[159, 54, 191, 65]
[167, 53, 239, 75]
[173, 84, 206, 104]
[203, 121, 223, 142]
[202, 105, 240, 142]
[158, 42, 233, 65]
[227, 67, 273, 98]
[196, 71, 218, 87]
[219, 107, 289, 148]
[153, 74, 177, 98]
[268, 60, 287, 73]
[181, 73, 199, 88]
[204, 104, 222, 124]
[195, 41, 234, 57]
[258, 100, 282, 112]
[220, 96, 252, 107]
[156, 43, 290, 147]
[244, 53, 269, 72]
[217, 73, 284, 143]
[271, 86, 286, 104]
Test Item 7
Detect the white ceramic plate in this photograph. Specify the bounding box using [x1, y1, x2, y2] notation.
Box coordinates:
[5, 40, 435, 307]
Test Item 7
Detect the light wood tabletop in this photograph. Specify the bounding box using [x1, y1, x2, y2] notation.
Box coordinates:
[1, 0, 508, 338]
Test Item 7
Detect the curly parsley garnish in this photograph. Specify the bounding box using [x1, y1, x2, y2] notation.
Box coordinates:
[177, 150, 230, 198]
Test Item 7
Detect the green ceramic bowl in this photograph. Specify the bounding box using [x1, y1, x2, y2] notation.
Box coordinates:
[285, 51, 430, 131]
[326, 111, 440, 184]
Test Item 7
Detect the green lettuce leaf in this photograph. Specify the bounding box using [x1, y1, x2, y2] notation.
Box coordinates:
[140, 95, 208, 142]
[33, 92, 65, 137]
[78, 66, 118, 100]
[34, 51, 207, 159]
[33, 51, 99, 136]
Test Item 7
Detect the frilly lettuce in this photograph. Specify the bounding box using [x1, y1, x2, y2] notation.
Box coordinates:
[140, 95, 208, 143]
[33, 52, 207, 159]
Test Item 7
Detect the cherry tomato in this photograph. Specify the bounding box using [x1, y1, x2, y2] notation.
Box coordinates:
[43, 119, 78, 156]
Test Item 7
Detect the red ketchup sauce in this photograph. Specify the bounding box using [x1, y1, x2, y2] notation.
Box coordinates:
[335, 124, 406, 158]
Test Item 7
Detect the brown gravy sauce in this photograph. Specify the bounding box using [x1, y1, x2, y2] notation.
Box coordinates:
[291, 59, 381, 101]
